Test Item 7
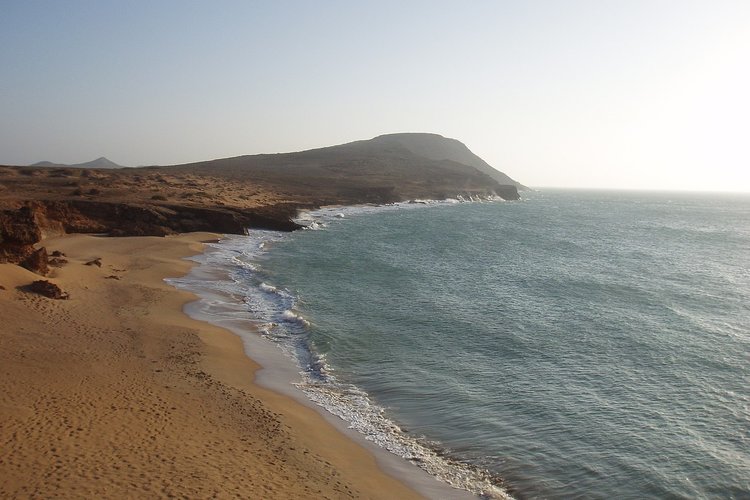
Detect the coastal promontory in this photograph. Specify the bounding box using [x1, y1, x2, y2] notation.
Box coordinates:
[0, 133, 521, 270]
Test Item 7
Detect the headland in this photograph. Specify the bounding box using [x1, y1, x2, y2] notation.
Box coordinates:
[0, 133, 521, 497]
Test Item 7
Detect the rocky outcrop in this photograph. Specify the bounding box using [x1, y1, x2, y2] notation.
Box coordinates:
[0, 206, 41, 246]
[48, 256, 68, 267]
[28, 280, 68, 299]
[0, 199, 303, 272]
[21, 247, 49, 275]
[495, 184, 521, 201]
[48, 250, 67, 267]
[39, 200, 302, 236]
[0, 206, 44, 272]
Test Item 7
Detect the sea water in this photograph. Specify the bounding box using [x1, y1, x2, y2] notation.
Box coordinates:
[174, 190, 750, 498]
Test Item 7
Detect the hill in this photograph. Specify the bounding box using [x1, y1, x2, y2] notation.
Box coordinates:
[1, 133, 524, 271]
[367, 133, 525, 189]
[31, 157, 124, 169]
[165, 133, 522, 203]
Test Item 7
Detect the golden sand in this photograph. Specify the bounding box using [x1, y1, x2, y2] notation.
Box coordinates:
[0, 233, 421, 499]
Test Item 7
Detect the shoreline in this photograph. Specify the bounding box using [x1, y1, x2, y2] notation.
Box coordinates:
[0, 232, 424, 498]
[170, 237, 479, 499]
[168, 201, 512, 499]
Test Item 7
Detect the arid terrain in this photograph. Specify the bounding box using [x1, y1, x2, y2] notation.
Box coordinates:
[0, 133, 518, 498]
[1, 133, 520, 273]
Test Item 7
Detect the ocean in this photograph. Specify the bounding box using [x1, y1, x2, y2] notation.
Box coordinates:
[171, 189, 750, 499]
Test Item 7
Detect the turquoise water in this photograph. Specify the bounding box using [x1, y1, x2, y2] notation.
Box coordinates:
[214, 190, 750, 498]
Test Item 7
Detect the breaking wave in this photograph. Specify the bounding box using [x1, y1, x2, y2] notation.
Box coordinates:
[167, 198, 513, 499]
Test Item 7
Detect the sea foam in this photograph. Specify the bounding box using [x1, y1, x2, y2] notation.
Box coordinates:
[167, 198, 514, 499]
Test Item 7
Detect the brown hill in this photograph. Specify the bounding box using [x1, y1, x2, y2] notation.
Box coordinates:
[367, 133, 526, 189]
[0, 133, 522, 270]
[163, 132, 521, 203]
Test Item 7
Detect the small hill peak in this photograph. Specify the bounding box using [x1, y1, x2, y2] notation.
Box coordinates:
[28, 157, 124, 169]
[84, 157, 122, 169]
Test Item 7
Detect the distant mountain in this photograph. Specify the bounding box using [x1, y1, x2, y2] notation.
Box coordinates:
[31, 157, 124, 169]
[166, 133, 523, 202]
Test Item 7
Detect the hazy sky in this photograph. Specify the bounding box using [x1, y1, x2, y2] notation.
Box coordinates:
[2, 1, 749, 191]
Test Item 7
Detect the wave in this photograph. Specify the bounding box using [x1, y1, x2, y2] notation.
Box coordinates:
[280, 309, 310, 327]
[168, 199, 514, 499]
[293, 195, 505, 231]
[297, 377, 510, 498]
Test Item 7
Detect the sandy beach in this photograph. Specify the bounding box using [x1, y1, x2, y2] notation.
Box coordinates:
[0, 232, 422, 498]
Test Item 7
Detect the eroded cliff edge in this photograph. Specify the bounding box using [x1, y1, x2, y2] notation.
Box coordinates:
[0, 133, 521, 275]
[0, 199, 303, 274]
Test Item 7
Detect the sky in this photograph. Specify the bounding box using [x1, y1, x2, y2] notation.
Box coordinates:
[1, 1, 749, 191]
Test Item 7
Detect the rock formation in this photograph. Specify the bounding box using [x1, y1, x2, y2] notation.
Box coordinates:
[21, 247, 49, 275]
[0, 206, 45, 273]
[28, 280, 68, 299]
